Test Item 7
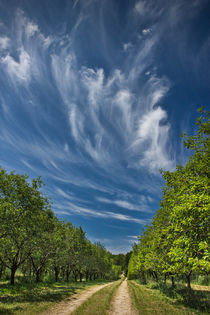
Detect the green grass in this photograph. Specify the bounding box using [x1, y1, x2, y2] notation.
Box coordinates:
[0, 278, 110, 315]
[128, 280, 210, 315]
[145, 280, 210, 314]
[72, 279, 122, 315]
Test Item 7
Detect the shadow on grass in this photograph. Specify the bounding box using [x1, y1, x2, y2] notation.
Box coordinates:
[0, 306, 23, 315]
[148, 282, 210, 313]
[0, 279, 105, 306]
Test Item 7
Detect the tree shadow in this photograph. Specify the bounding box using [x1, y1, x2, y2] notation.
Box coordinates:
[0, 306, 23, 315]
[0, 280, 92, 305]
[0, 287, 78, 304]
[0, 279, 107, 314]
[157, 284, 210, 313]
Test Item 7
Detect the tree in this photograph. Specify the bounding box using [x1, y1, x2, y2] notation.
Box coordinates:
[50, 220, 69, 282]
[0, 168, 51, 284]
[163, 108, 210, 288]
[128, 108, 210, 289]
[29, 210, 56, 282]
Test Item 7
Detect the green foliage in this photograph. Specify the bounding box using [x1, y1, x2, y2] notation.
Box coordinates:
[0, 169, 51, 285]
[128, 108, 210, 289]
[109, 253, 128, 279]
[0, 167, 121, 286]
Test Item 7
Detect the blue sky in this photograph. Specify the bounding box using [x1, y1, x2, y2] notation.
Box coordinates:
[0, 0, 210, 253]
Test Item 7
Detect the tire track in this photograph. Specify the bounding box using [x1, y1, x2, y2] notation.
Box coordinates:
[42, 282, 112, 315]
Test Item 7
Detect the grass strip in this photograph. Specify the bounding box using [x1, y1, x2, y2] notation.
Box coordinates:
[0, 279, 109, 315]
[72, 279, 122, 315]
[128, 280, 202, 315]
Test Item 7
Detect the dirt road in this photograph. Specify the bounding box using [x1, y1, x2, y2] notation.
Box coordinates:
[109, 278, 138, 315]
[42, 282, 112, 315]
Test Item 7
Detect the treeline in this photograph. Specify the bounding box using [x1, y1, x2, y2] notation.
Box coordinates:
[0, 169, 125, 285]
[128, 108, 210, 288]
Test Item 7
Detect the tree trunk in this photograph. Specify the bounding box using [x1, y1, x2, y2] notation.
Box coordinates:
[54, 267, 59, 282]
[164, 274, 167, 285]
[171, 276, 175, 288]
[79, 273, 83, 282]
[153, 271, 158, 282]
[85, 271, 89, 282]
[66, 268, 71, 282]
[10, 267, 17, 285]
[36, 270, 41, 282]
[61, 267, 65, 280]
[0, 265, 5, 279]
[139, 271, 145, 284]
[185, 273, 191, 289]
[29, 265, 32, 277]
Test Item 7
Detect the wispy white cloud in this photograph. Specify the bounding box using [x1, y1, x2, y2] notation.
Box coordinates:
[82, 234, 134, 254]
[131, 106, 174, 172]
[64, 143, 70, 153]
[123, 42, 133, 51]
[1, 48, 31, 82]
[0, 0, 208, 254]
[68, 103, 84, 143]
[142, 28, 152, 35]
[81, 67, 104, 107]
[96, 197, 151, 212]
[25, 21, 39, 37]
[0, 36, 10, 49]
[114, 200, 144, 211]
[0, 5, 177, 238]
[135, 1, 147, 15]
[105, 243, 133, 254]
[106, 211, 146, 224]
[0, 127, 76, 178]
[48, 18, 174, 171]
[56, 187, 74, 200]
[51, 53, 76, 105]
[128, 235, 139, 239]
[53, 200, 146, 224]
[0, 7, 174, 176]
[0, 9, 53, 87]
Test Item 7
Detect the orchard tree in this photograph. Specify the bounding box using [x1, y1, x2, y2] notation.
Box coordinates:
[29, 210, 56, 282]
[0, 168, 51, 284]
[50, 220, 70, 282]
[162, 108, 210, 288]
[128, 108, 210, 289]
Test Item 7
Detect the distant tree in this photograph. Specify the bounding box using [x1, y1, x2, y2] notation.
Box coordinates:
[124, 251, 132, 276]
[127, 243, 141, 280]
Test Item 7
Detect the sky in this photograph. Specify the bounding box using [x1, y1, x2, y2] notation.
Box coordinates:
[0, 0, 210, 253]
